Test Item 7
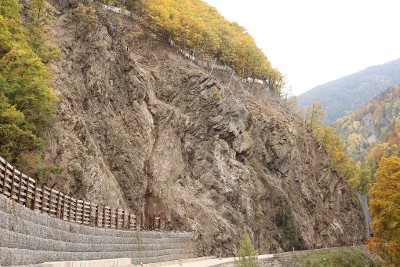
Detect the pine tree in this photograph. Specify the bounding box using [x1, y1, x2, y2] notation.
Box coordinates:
[282, 198, 300, 250]
[235, 233, 258, 267]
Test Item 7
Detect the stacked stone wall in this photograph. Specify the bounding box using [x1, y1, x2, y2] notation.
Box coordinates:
[0, 195, 197, 266]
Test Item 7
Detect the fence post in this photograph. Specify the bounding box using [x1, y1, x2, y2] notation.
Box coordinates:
[17, 174, 23, 204]
[10, 166, 16, 201]
[96, 204, 99, 227]
[68, 196, 72, 222]
[32, 181, 38, 211]
[60, 193, 65, 220]
[56, 191, 61, 219]
[1, 161, 7, 194]
[115, 208, 119, 229]
[122, 209, 126, 229]
[103, 205, 106, 228]
[40, 184, 46, 213]
[75, 198, 78, 223]
[25, 176, 30, 208]
[48, 188, 53, 215]
[89, 202, 92, 226]
[82, 200, 85, 224]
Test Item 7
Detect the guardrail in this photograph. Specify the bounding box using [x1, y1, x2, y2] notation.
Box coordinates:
[0, 156, 167, 231]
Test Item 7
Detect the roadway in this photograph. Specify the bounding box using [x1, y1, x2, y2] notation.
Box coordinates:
[138, 254, 273, 267]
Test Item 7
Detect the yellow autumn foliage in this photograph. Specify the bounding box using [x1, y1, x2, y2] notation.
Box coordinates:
[368, 156, 400, 265]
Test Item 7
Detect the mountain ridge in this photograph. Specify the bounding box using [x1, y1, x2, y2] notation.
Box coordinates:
[298, 59, 400, 124]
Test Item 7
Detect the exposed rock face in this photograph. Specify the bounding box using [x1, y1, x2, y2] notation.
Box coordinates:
[43, 1, 365, 255]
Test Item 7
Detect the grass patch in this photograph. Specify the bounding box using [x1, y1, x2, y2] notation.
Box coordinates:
[293, 247, 383, 267]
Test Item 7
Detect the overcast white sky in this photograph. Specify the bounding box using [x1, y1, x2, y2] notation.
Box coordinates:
[203, 0, 400, 95]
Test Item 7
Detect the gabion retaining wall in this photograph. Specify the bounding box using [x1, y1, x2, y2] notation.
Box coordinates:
[0, 195, 197, 266]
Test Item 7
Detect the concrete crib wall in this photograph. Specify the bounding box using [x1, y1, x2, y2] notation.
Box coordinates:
[0, 195, 197, 266]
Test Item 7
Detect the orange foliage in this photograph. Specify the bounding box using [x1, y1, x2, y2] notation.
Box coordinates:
[368, 156, 400, 265]
[373, 103, 385, 123]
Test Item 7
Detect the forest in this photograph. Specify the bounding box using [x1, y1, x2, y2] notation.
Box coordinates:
[332, 87, 400, 264]
[0, 0, 58, 172]
[334, 86, 400, 193]
[306, 91, 400, 265]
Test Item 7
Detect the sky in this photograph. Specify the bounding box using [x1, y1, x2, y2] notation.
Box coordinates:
[203, 0, 400, 95]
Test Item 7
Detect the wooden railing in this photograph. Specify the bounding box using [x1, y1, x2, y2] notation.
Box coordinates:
[0, 156, 167, 231]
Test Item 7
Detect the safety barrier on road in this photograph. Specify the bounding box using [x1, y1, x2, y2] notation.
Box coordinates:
[0, 156, 167, 231]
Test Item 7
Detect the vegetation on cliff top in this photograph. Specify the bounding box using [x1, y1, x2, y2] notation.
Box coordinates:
[96, 0, 285, 92]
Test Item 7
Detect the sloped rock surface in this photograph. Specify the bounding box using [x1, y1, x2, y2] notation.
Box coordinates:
[42, 1, 365, 255]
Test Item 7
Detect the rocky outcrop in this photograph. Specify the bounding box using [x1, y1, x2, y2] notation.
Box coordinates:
[41, 0, 365, 256]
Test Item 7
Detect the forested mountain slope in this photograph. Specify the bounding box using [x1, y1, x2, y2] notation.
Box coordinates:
[298, 59, 400, 124]
[334, 86, 400, 161]
[1, 0, 365, 255]
[333, 86, 400, 193]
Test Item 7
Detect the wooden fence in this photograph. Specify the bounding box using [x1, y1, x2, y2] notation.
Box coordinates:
[0, 156, 167, 231]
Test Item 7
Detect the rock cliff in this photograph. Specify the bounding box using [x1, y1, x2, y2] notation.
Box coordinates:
[41, 0, 365, 255]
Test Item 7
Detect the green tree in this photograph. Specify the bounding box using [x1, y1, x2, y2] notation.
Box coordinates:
[282, 198, 300, 250]
[0, 0, 56, 172]
[235, 233, 258, 267]
[26, 0, 61, 62]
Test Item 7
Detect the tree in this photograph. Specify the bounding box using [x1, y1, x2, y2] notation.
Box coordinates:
[26, 0, 61, 62]
[235, 233, 258, 267]
[368, 156, 400, 265]
[304, 100, 360, 189]
[305, 97, 325, 132]
[138, 0, 284, 93]
[282, 198, 300, 250]
[0, 0, 56, 172]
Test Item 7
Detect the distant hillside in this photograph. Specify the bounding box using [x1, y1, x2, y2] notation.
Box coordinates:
[333, 85, 400, 162]
[298, 59, 400, 124]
